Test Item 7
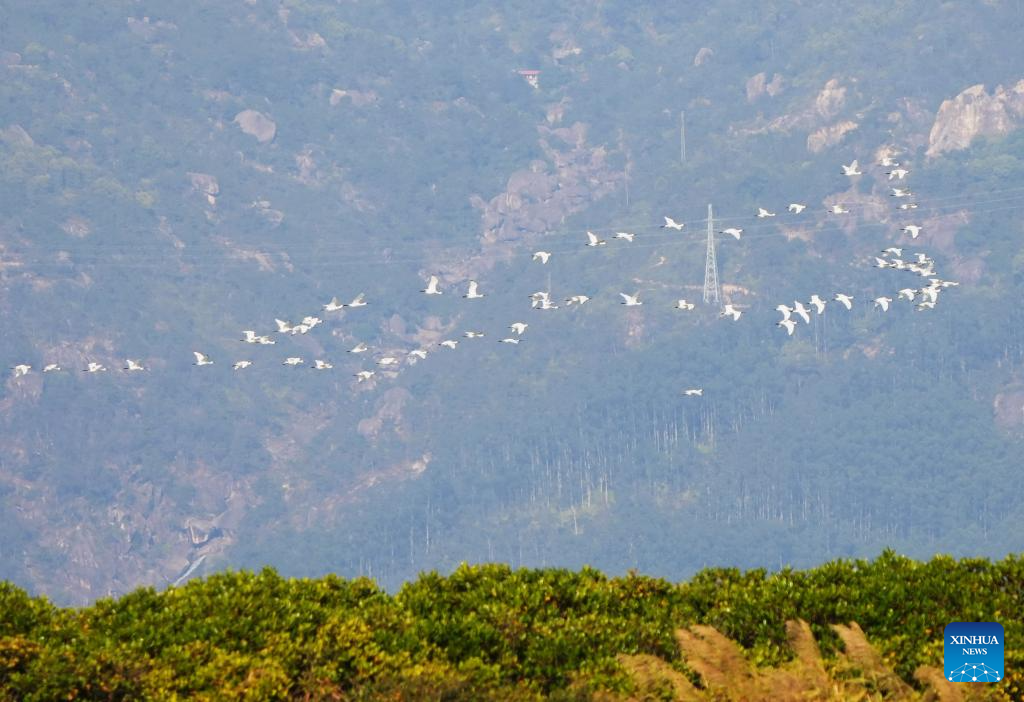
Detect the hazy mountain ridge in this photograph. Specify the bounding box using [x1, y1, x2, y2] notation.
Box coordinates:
[1, 1, 1023, 603]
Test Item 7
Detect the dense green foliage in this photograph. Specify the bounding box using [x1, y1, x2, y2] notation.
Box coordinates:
[0, 1, 1023, 604]
[0, 553, 1020, 699]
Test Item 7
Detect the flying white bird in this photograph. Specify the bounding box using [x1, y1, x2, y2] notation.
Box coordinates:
[614, 232, 635, 242]
[290, 324, 311, 335]
[42, 364, 61, 373]
[344, 293, 367, 308]
[377, 357, 399, 366]
[829, 204, 850, 214]
[408, 349, 428, 361]
[879, 156, 900, 167]
[274, 319, 293, 334]
[721, 304, 742, 321]
[919, 287, 939, 303]
[721, 227, 743, 240]
[243, 330, 268, 344]
[930, 278, 959, 288]
[464, 280, 485, 299]
[312, 360, 333, 370]
[792, 301, 811, 324]
[840, 159, 862, 176]
[897, 288, 917, 301]
[532, 251, 552, 264]
[233, 360, 252, 370]
[776, 304, 793, 321]
[529, 291, 550, 303]
[756, 207, 776, 218]
[422, 276, 443, 295]
[509, 322, 528, 335]
[565, 295, 590, 306]
[84, 362, 107, 373]
[778, 319, 797, 336]
[586, 231, 607, 247]
[619, 292, 642, 306]
[887, 168, 909, 180]
[322, 296, 345, 311]
[902, 225, 922, 239]
[882, 247, 903, 256]
[873, 296, 893, 311]
[439, 340, 459, 349]
[788, 203, 807, 214]
[809, 294, 827, 314]
[348, 342, 368, 354]
[890, 187, 913, 198]
[898, 202, 918, 210]
[662, 216, 685, 231]
[676, 299, 696, 311]
[256, 335, 275, 345]
[11, 364, 31, 377]
[833, 293, 854, 310]
[283, 357, 304, 367]
[463, 331, 485, 338]
[499, 337, 520, 345]
[123, 359, 145, 372]
[193, 352, 214, 366]
[535, 298, 559, 310]
[302, 316, 322, 328]
[682, 388, 703, 397]
[916, 301, 936, 311]
[354, 370, 375, 382]
[874, 257, 891, 269]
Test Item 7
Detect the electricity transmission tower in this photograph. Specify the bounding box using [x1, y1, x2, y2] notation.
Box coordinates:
[703, 203, 720, 305]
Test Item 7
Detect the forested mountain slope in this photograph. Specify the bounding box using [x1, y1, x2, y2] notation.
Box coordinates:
[1, 1, 1023, 603]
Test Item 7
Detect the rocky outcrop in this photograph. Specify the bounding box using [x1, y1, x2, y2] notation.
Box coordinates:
[186, 172, 218, 207]
[927, 80, 1024, 157]
[746, 72, 784, 102]
[435, 121, 621, 283]
[994, 384, 1024, 430]
[1, 124, 34, 148]
[60, 216, 91, 238]
[746, 73, 766, 102]
[733, 78, 857, 152]
[814, 78, 846, 121]
[806, 120, 858, 153]
[358, 387, 412, 442]
[549, 29, 582, 61]
[233, 109, 276, 143]
[186, 172, 218, 196]
[329, 88, 378, 107]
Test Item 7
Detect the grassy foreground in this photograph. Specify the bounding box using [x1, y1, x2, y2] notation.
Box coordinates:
[0, 550, 1020, 700]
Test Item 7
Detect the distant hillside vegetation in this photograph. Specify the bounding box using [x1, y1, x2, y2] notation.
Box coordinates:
[0, 551, 1019, 700]
[3, 1, 1024, 605]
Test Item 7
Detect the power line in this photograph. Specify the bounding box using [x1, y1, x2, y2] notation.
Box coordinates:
[6, 197, 1024, 271]
[2, 187, 1024, 272]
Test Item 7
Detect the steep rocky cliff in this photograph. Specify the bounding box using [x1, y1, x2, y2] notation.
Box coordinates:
[927, 80, 1024, 156]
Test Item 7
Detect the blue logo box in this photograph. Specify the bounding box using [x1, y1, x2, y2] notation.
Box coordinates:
[944, 622, 1004, 682]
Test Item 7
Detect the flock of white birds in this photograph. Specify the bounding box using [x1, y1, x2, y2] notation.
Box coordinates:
[8, 153, 958, 397]
[769, 157, 957, 343]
